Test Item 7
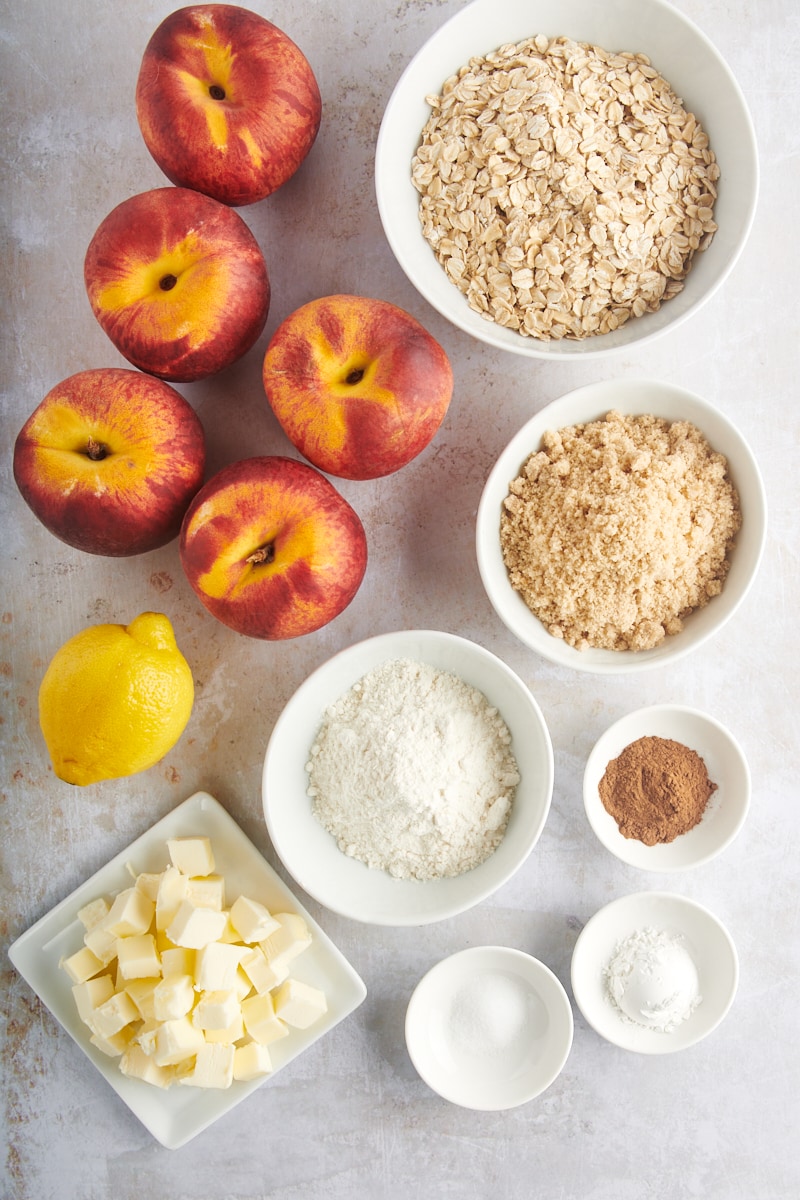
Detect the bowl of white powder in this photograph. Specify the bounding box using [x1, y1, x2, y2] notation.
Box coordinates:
[262, 630, 554, 926]
[476, 378, 767, 673]
[570, 891, 739, 1053]
[376, 0, 758, 359]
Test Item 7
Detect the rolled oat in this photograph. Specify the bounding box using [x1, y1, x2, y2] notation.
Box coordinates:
[411, 35, 719, 341]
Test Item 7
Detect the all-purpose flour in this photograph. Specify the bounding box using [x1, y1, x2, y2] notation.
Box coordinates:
[306, 658, 520, 881]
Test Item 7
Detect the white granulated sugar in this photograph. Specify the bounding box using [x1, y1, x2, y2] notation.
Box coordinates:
[306, 658, 520, 881]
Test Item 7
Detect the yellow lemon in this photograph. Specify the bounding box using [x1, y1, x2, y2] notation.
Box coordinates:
[38, 612, 194, 786]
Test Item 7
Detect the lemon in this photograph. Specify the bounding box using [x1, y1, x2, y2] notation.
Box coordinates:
[38, 612, 194, 786]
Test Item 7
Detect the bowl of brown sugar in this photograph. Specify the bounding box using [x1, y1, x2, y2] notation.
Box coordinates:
[476, 378, 767, 674]
[582, 705, 751, 871]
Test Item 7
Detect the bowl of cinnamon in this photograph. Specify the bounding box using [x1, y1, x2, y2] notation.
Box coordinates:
[583, 705, 750, 871]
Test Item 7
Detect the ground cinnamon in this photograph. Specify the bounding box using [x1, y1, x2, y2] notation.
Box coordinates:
[598, 735, 718, 846]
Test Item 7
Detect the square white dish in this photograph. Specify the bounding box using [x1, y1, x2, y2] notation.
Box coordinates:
[7, 790, 367, 1150]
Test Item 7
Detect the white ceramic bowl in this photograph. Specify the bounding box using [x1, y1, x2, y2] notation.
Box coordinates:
[570, 891, 739, 1053]
[262, 630, 554, 926]
[405, 946, 573, 1108]
[376, 0, 758, 359]
[583, 705, 751, 870]
[476, 378, 767, 673]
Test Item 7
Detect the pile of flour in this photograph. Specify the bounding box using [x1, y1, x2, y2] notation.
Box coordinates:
[306, 658, 520, 880]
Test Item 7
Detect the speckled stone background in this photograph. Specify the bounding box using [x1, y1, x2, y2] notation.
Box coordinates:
[1, 1, 798, 1197]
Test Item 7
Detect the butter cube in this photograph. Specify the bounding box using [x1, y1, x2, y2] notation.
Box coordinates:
[135, 1020, 160, 1057]
[153, 1015, 205, 1066]
[60, 945, 105, 984]
[77, 897, 110, 931]
[259, 913, 311, 964]
[166, 900, 228, 949]
[239, 946, 290, 995]
[178, 1042, 234, 1089]
[153, 973, 195, 1022]
[90, 1024, 136, 1058]
[133, 871, 162, 901]
[233, 1040, 273, 1081]
[217, 913, 245, 944]
[204, 1013, 244, 1045]
[272, 978, 327, 1029]
[91, 990, 139, 1038]
[241, 992, 289, 1046]
[160, 946, 195, 977]
[104, 888, 154, 937]
[116, 933, 161, 981]
[186, 874, 225, 910]
[155, 867, 189, 931]
[229, 895, 280, 943]
[167, 836, 215, 877]
[193, 941, 244, 992]
[120, 1044, 175, 1089]
[83, 923, 118, 966]
[72, 974, 115, 1025]
[125, 978, 159, 1022]
[192, 989, 240, 1032]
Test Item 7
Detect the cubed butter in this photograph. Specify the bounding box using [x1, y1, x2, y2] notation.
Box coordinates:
[60, 945, 105, 984]
[155, 866, 189, 931]
[91, 990, 140, 1038]
[229, 894, 280, 943]
[133, 871, 162, 902]
[125, 978, 159, 1022]
[233, 1040, 273, 1082]
[186, 875, 225, 910]
[192, 989, 240, 1032]
[90, 1024, 136, 1058]
[120, 1044, 175, 1089]
[167, 836, 215, 877]
[241, 992, 289, 1046]
[83, 922, 118, 966]
[193, 941, 244, 992]
[72, 974, 115, 1025]
[166, 900, 228, 949]
[153, 973, 195, 1022]
[178, 1042, 234, 1089]
[204, 1013, 244, 1045]
[272, 978, 327, 1029]
[239, 946, 290, 995]
[153, 1015, 205, 1066]
[116, 933, 161, 980]
[259, 912, 311, 964]
[77, 897, 110, 931]
[104, 888, 154, 937]
[160, 946, 195, 977]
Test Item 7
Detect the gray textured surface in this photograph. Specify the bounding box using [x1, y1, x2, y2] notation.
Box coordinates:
[1, 0, 797, 1196]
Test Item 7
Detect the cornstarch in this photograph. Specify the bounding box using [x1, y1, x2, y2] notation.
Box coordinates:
[305, 658, 520, 880]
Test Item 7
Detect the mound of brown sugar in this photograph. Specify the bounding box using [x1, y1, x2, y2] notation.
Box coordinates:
[500, 410, 741, 651]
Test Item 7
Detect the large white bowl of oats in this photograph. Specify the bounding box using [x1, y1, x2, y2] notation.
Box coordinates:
[475, 379, 767, 672]
[375, 0, 758, 357]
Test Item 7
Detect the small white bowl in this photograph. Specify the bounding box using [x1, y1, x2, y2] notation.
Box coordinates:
[376, 0, 758, 359]
[262, 630, 553, 926]
[570, 891, 738, 1054]
[405, 946, 573, 1108]
[476, 378, 767, 673]
[583, 705, 750, 871]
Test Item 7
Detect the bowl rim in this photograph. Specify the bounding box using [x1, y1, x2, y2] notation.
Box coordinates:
[475, 377, 768, 674]
[582, 703, 752, 871]
[262, 629, 554, 926]
[375, 0, 760, 359]
[404, 944, 574, 1108]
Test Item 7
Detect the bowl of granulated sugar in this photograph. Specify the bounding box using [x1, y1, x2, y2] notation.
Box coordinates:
[262, 630, 554, 926]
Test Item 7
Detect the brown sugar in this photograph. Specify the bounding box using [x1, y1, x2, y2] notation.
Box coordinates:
[499, 410, 741, 651]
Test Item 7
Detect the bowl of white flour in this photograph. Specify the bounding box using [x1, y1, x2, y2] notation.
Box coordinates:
[262, 630, 554, 926]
